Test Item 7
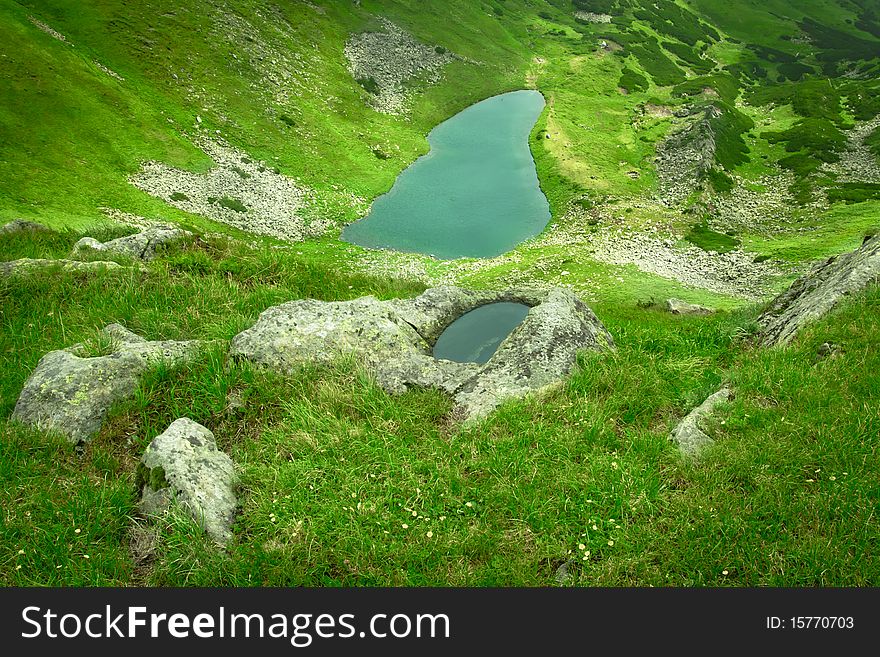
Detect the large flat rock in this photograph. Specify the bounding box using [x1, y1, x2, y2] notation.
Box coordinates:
[231, 286, 615, 422]
[229, 296, 429, 371]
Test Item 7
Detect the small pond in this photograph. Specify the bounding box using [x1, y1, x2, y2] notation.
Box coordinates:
[432, 302, 530, 364]
[341, 90, 550, 259]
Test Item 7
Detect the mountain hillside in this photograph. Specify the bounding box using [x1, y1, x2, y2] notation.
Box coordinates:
[1, 0, 879, 586]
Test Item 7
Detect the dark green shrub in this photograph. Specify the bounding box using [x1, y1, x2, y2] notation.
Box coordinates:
[685, 221, 740, 253]
[356, 76, 380, 95]
[707, 168, 734, 193]
[216, 197, 247, 213]
[618, 66, 648, 92]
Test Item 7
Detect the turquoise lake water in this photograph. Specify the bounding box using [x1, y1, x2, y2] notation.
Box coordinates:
[341, 90, 550, 259]
[432, 302, 530, 364]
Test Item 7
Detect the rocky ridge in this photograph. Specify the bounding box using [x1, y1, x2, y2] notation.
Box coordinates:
[654, 106, 719, 206]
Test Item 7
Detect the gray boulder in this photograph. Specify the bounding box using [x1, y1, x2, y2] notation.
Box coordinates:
[72, 225, 191, 261]
[666, 298, 713, 315]
[231, 286, 615, 422]
[756, 234, 880, 347]
[669, 387, 731, 456]
[71, 237, 105, 252]
[138, 418, 237, 546]
[451, 288, 615, 421]
[375, 354, 481, 396]
[0, 219, 51, 235]
[12, 324, 203, 443]
[0, 258, 122, 277]
[229, 296, 429, 371]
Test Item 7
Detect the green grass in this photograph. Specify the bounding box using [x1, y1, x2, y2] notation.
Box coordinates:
[3, 0, 880, 587]
[3, 227, 878, 585]
[685, 221, 740, 253]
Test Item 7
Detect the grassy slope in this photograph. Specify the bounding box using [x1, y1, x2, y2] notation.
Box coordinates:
[2, 230, 877, 585]
[2, 0, 880, 585]
[0, 0, 533, 228]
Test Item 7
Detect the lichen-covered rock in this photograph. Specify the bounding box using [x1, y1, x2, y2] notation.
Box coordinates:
[71, 225, 192, 261]
[451, 288, 615, 421]
[0, 219, 51, 234]
[0, 258, 122, 277]
[138, 418, 237, 546]
[71, 237, 105, 252]
[756, 234, 880, 347]
[229, 296, 429, 371]
[375, 354, 480, 396]
[669, 387, 731, 456]
[12, 324, 203, 443]
[666, 298, 713, 315]
[231, 286, 615, 423]
[388, 286, 545, 343]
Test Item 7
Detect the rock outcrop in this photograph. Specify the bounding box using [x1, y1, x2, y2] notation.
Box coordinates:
[669, 387, 731, 456]
[666, 298, 713, 315]
[12, 324, 204, 443]
[655, 106, 719, 206]
[0, 258, 122, 277]
[138, 418, 237, 546]
[0, 219, 51, 235]
[231, 286, 615, 422]
[449, 288, 616, 420]
[229, 296, 429, 371]
[71, 225, 192, 261]
[756, 234, 880, 347]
